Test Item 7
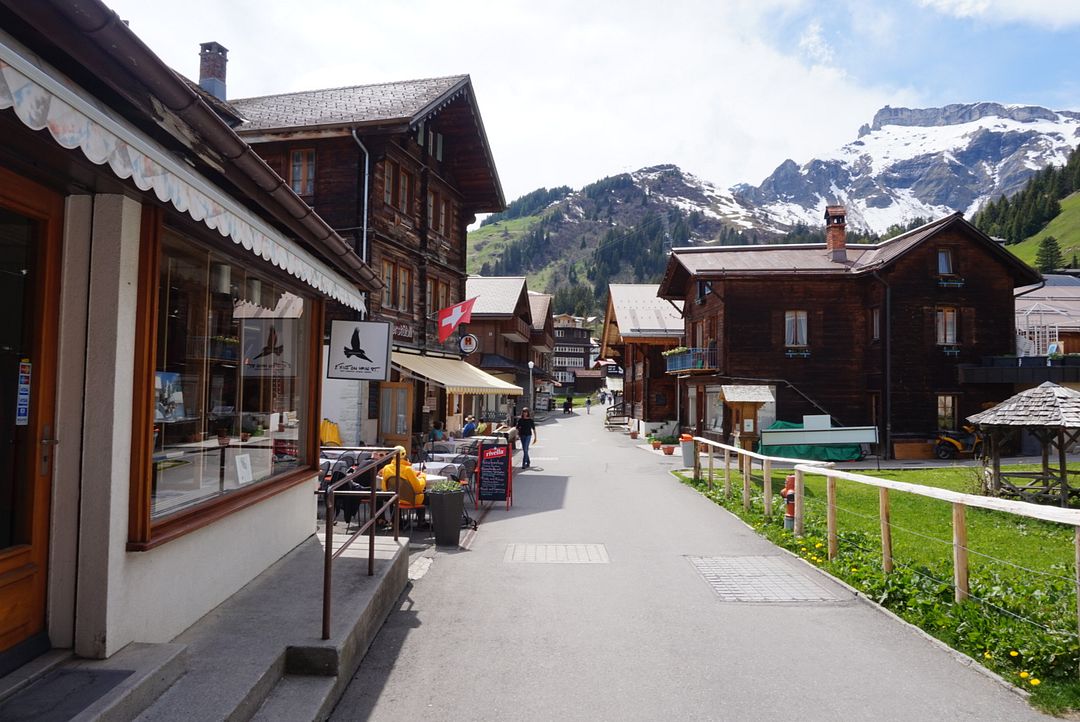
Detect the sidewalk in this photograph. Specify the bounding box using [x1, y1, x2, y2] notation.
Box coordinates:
[330, 411, 1048, 720]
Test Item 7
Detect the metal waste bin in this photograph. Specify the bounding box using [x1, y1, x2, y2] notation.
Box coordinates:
[680, 434, 696, 467]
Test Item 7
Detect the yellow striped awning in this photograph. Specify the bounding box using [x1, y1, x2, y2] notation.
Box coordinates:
[391, 352, 523, 395]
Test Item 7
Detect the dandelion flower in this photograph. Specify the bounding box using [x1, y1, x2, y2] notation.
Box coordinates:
[1030, 679, 1040, 686]
[1009, 650, 1019, 657]
[1019, 671, 1029, 679]
[815, 542, 824, 549]
[983, 652, 992, 659]
[850, 567, 859, 572]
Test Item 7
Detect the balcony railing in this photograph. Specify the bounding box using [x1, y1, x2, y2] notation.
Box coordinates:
[665, 347, 719, 374]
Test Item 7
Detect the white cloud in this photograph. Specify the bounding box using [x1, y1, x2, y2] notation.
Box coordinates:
[918, 0, 1080, 28]
[798, 21, 834, 65]
[105, 0, 914, 200]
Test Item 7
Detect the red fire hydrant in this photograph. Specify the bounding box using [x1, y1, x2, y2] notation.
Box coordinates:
[783, 474, 796, 531]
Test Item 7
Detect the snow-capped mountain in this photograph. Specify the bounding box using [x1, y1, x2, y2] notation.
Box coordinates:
[734, 103, 1080, 234]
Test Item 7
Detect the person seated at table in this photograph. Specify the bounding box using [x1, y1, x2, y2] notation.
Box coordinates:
[379, 445, 427, 507]
[428, 421, 446, 443]
[462, 415, 477, 438]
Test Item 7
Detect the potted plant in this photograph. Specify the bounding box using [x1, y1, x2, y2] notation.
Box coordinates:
[659, 435, 678, 455]
[426, 479, 464, 547]
[629, 429, 639, 439]
[650, 436, 662, 450]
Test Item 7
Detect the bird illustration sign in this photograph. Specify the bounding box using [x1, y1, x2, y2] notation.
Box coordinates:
[327, 320, 391, 380]
[242, 320, 297, 377]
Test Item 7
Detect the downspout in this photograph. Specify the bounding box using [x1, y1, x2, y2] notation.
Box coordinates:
[872, 270, 892, 460]
[350, 129, 370, 321]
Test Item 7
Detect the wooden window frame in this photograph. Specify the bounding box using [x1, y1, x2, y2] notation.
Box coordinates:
[784, 310, 808, 347]
[382, 259, 397, 309]
[936, 306, 958, 345]
[936, 394, 957, 431]
[937, 248, 955, 276]
[127, 210, 323, 551]
[398, 169, 412, 214]
[399, 266, 413, 311]
[384, 160, 398, 207]
[289, 149, 315, 198]
[871, 306, 881, 341]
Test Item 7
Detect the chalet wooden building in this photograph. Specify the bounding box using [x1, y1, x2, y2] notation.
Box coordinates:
[463, 276, 536, 420]
[657, 207, 1041, 455]
[230, 73, 509, 447]
[599, 284, 684, 433]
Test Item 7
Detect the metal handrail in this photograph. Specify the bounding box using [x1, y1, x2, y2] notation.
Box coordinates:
[316, 446, 402, 640]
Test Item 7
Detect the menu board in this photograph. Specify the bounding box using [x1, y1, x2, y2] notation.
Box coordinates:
[477, 442, 512, 507]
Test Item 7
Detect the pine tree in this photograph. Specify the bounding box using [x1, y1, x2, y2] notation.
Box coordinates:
[1036, 235, 1063, 272]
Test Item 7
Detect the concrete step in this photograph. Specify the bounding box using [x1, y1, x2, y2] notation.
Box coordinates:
[250, 675, 336, 722]
[0, 643, 184, 722]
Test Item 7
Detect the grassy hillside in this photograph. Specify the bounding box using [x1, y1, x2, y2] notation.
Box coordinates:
[466, 215, 541, 275]
[1010, 191, 1080, 266]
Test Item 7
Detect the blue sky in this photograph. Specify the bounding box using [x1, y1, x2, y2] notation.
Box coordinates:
[102, 0, 1080, 201]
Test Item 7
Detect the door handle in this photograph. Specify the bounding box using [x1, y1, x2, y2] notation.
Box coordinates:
[41, 424, 59, 476]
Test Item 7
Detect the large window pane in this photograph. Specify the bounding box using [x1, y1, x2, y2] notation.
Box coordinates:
[151, 230, 311, 519]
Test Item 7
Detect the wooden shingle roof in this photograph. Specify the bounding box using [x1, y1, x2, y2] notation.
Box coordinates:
[968, 382, 1080, 428]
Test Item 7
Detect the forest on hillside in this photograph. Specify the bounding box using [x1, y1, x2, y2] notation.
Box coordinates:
[972, 145, 1080, 244]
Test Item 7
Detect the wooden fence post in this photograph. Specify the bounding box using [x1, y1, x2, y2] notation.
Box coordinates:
[1075, 526, 1080, 678]
[763, 459, 773, 519]
[879, 487, 893, 573]
[952, 502, 969, 603]
[794, 468, 805, 537]
[724, 449, 731, 499]
[708, 445, 714, 491]
[826, 476, 837, 561]
[742, 454, 751, 512]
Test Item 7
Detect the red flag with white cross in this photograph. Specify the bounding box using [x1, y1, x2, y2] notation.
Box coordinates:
[437, 297, 477, 342]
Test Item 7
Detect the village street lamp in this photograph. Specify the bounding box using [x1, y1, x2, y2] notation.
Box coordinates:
[528, 360, 535, 412]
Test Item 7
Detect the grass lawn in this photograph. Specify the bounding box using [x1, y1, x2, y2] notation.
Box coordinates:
[678, 463, 1080, 713]
[466, 215, 540, 274]
[1009, 191, 1080, 267]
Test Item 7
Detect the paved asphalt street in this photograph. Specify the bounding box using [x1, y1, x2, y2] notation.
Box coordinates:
[330, 411, 1049, 721]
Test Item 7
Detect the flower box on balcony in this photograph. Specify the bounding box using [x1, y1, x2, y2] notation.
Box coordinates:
[785, 348, 810, 359]
[937, 277, 965, 288]
[941, 345, 961, 357]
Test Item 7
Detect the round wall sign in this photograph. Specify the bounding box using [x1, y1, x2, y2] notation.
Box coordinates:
[459, 334, 478, 355]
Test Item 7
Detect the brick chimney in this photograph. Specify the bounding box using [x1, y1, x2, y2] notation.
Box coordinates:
[824, 204, 846, 263]
[199, 41, 228, 101]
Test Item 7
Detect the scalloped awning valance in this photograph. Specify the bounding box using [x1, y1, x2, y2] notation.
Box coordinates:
[0, 35, 365, 312]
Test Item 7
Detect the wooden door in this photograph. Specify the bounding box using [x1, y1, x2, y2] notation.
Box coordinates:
[0, 168, 62, 667]
[379, 382, 413, 453]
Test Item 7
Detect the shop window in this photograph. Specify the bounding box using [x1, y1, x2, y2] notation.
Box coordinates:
[132, 224, 315, 545]
[289, 149, 315, 197]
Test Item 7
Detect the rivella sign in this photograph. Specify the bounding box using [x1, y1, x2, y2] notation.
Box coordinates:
[326, 320, 391, 381]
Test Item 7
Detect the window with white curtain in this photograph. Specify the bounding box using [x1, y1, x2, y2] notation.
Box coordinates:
[784, 310, 808, 347]
[936, 307, 958, 345]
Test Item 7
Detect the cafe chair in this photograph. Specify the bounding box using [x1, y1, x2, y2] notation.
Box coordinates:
[388, 474, 425, 531]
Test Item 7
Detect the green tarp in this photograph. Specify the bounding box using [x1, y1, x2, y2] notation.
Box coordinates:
[756, 420, 864, 461]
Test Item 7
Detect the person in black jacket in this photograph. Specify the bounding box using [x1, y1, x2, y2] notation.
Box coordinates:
[515, 408, 537, 469]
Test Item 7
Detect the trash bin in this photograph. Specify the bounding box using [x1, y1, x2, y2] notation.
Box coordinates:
[680, 433, 696, 467]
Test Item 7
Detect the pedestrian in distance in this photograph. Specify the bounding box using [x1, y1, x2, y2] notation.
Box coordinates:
[515, 408, 537, 469]
[586, 396, 592, 414]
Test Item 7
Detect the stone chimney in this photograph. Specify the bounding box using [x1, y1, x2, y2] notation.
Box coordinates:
[824, 204, 846, 263]
[199, 41, 228, 101]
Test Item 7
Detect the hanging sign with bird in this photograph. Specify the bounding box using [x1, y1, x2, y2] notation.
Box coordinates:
[326, 320, 391, 381]
[242, 320, 297, 377]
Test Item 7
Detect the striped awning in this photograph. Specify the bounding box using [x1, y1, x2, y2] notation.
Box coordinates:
[392, 352, 523, 395]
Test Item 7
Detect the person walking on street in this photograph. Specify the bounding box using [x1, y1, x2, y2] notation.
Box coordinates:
[586, 396, 592, 414]
[515, 408, 537, 469]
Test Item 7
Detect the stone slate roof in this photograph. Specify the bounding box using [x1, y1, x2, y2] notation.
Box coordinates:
[230, 76, 469, 131]
[466, 276, 529, 318]
[968, 382, 1080, 428]
[609, 284, 683, 337]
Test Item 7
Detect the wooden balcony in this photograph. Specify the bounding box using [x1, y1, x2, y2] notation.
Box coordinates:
[501, 316, 531, 343]
[530, 329, 554, 353]
[664, 347, 719, 374]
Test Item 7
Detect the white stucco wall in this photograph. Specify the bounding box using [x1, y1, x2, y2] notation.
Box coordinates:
[73, 195, 317, 658]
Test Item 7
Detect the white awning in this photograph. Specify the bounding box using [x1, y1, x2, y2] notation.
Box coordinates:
[392, 352, 523, 395]
[0, 33, 365, 312]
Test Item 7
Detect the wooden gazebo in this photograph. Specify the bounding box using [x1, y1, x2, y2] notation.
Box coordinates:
[968, 382, 1080, 507]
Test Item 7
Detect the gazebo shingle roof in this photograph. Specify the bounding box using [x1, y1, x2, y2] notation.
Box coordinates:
[967, 382, 1080, 428]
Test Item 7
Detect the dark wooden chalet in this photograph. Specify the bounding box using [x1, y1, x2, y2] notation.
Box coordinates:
[657, 207, 1041, 455]
[599, 284, 684, 432]
[463, 276, 534, 420]
[230, 75, 506, 448]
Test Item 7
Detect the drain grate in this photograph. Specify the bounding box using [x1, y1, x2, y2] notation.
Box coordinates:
[504, 543, 609, 563]
[687, 555, 844, 602]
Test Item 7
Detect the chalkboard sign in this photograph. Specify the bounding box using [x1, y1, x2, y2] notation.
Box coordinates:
[477, 441, 512, 508]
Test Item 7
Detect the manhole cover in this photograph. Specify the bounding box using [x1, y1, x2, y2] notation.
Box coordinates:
[687, 555, 844, 602]
[504, 543, 609, 563]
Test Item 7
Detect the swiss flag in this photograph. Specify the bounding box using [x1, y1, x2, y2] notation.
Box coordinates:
[437, 297, 477, 342]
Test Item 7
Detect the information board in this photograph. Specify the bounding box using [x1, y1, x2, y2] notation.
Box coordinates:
[477, 441, 512, 508]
